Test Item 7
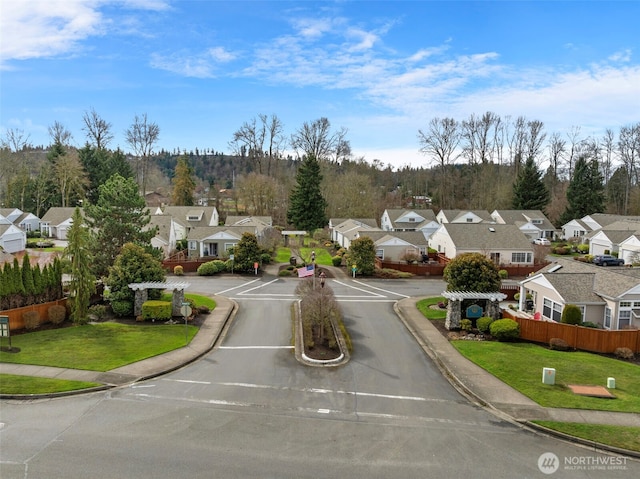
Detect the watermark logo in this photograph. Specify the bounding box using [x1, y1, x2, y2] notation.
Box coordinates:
[538, 452, 628, 474]
[538, 452, 560, 474]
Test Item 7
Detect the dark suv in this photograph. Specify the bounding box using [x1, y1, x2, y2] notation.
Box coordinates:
[593, 254, 624, 266]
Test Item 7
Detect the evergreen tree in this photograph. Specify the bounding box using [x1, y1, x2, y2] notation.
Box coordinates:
[346, 236, 376, 276]
[287, 155, 328, 231]
[84, 173, 158, 278]
[233, 232, 262, 272]
[66, 207, 96, 324]
[444, 253, 501, 292]
[560, 156, 605, 225]
[21, 253, 34, 298]
[512, 157, 550, 211]
[171, 155, 196, 206]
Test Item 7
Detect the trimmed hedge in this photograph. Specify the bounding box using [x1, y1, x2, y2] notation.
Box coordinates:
[142, 300, 172, 321]
[489, 318, 520, 341]
[476, 316, 494, 333]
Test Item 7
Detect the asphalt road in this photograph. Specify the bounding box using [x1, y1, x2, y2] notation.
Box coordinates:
[1, 275, 638, 478]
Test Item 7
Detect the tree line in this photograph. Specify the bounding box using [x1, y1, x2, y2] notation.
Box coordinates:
[1, 109, 638, 228]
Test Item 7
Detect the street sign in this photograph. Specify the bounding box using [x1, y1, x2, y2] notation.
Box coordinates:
[180, 305, 192, 317]
[0, 316, 9, 337]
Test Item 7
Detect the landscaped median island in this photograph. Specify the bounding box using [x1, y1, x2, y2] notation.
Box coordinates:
[416, 296, 640, 453]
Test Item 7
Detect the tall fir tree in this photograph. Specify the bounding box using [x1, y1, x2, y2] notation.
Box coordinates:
[286, 155, 328, 231]
[512, 156, 550, 211]
[560, 156, 605, 225]
[84, 173, 158, 278]
[171, 155, 196, 206]
[66, 207, 96, 324]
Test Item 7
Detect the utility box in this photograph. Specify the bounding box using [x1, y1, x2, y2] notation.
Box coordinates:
[607, 377, 616, 389]
[542, 367, 556, 385]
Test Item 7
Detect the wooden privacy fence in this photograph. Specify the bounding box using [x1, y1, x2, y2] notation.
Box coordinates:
[507, 315, 640, 354]
[0, 299, 68, 331]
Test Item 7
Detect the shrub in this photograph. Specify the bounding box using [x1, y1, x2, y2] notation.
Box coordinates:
[577, 244, 589, 254]
[614, 347, 635, 360]
[476, 317, 494, 333]
[23, 310, 40, 330]
[460, 319, 472, 331]
[111, 300, 133, 317]
[489, 319, 520, 341]
[88, 304, 108, 321]
[561, 304, 582, 325]
[279, 269, 293, 277]
[549, 337, 570, 351]
[48, 304, 67, 325]
[582, 321, 600, 329]
[173, 265, 184, 276]
[197, 261, 220, 276]
[498, 269, 508, 279]
[260, 253, 272, 264]
[142, 300, 172, 321]
[332, 255, 343, 267]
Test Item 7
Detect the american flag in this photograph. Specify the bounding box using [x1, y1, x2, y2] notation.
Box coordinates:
[297, 264, 315, 278]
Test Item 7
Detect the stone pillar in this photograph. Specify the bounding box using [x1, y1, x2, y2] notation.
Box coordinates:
[445, 299, 461, 330]
[486, 299, 501, 320]
[172, 289, 185, 316]
[134, 289, 148, 317]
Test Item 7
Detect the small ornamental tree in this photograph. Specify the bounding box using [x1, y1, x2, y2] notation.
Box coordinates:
[561, 304, 582, 325]
[443, 253, 501, 292]
[106, 243, 166, 316]
[346, 236, 376, 276]
[233, 232, 262, 272]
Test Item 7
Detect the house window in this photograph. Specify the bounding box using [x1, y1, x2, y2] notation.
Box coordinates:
[224, 243, 235, 251]
[578, 305, 586, 322]
[376, 249, 384, 259]
[511, 252, 532, 263]
[531, 219, 542, 224]
[604, 307, 611, 329]
[542, 298, 562, 322]
[408, 217, 415, 222]
[619, 302, 632, 329]
[466, 217, 473, 222]
[188, 241, 196, 250]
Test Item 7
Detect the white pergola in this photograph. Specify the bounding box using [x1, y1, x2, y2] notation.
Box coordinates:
[128, 281, 191, 317]
[442, 290, 507, 330]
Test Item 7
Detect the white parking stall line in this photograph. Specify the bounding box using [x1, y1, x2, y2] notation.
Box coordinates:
[237, 278, 280, 295]
[330, 280, 386, 297]
[218, 346, 294, 350]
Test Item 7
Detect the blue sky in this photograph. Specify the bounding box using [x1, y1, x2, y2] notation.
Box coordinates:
[1, 0, 639, 169]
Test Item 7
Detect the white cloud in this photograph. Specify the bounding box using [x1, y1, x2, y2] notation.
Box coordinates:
[608, 48, 632, 63]
[0, 0, 104, 63]
[150, 46, 238, 78]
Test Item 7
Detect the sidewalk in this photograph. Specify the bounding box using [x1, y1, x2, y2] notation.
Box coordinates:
[2, 274, 639, 449]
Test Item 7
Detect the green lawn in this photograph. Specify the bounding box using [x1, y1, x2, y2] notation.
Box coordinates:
[532, 421, 640, 453]
[161, 292, 216, 310]
[0, 322, 198, 371]
[275, 247, 333, 266]
[0, 374, 101, 395]
[452, 341, 640, 413]
[416, 297, 447, 320]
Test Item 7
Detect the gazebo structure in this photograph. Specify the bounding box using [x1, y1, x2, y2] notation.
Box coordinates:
[442, 290, 507, 330]
[128, 281, 191, 317]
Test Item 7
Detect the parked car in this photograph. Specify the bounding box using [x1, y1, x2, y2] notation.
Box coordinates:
[593, 254, 624, 266]
[533, 237, 551, 246]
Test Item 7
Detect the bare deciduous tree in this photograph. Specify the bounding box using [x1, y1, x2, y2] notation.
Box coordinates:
[82, 108, 113, 150]
[229, 114, 284, 176]
[291, 117, 349, 162]
[418, 117, 460, 208]
[48, 121, 73, 146]
[125, 113, 160, 195]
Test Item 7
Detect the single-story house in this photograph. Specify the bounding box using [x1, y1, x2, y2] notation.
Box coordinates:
[360, 231, 429, 262]
[586, 219, 640, 256]
[0, 208, 41, 233]
[224, 216, 272, 237]
[147, 214, 188, 258]
[562, 213, 640, 240]
[39, 207, 79, 240]
[0, 222, 27, 254]
[490, 209, 557, 241]
[331, 219, 381, 248]
[519, 257, 640, 330]
[154, 206, 219, 230]
[428, 223, 535, 266]
[186, 225, 255, 259]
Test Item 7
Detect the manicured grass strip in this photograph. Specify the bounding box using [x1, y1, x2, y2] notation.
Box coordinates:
[0, 323, 198, 371]
[275, 248, 292, 264]
[160, 293, 216, 310]
[451, 341, 640, 413]
[0, 374, 101, 395]
[416, 297, 447, 320]
[275, 247, 333, 266]
[532, 421, 640, 453]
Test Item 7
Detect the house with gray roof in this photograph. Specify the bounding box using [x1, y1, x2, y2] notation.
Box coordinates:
[562, 213, 640, 241]
[586, 219, 640, 256]
[154, 206, 219, 230]
[331, 218, 381, 248]
[186, 225, 256, 259]
[0, 221, 26, 254]
[381, 209, 438, 233]
[224, 215, 272, 236]
[490, 209, 557, 241]
[39, 207, 80, 240]
[428, 223, 534, 266]
[360, 230, 429, 262]
[435, 209, 493, 225]
[519, 257, 640, 330]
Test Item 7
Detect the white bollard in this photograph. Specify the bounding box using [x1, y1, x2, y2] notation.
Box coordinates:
[542, 367, 556, 385]
[607, 377, 616, 389]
